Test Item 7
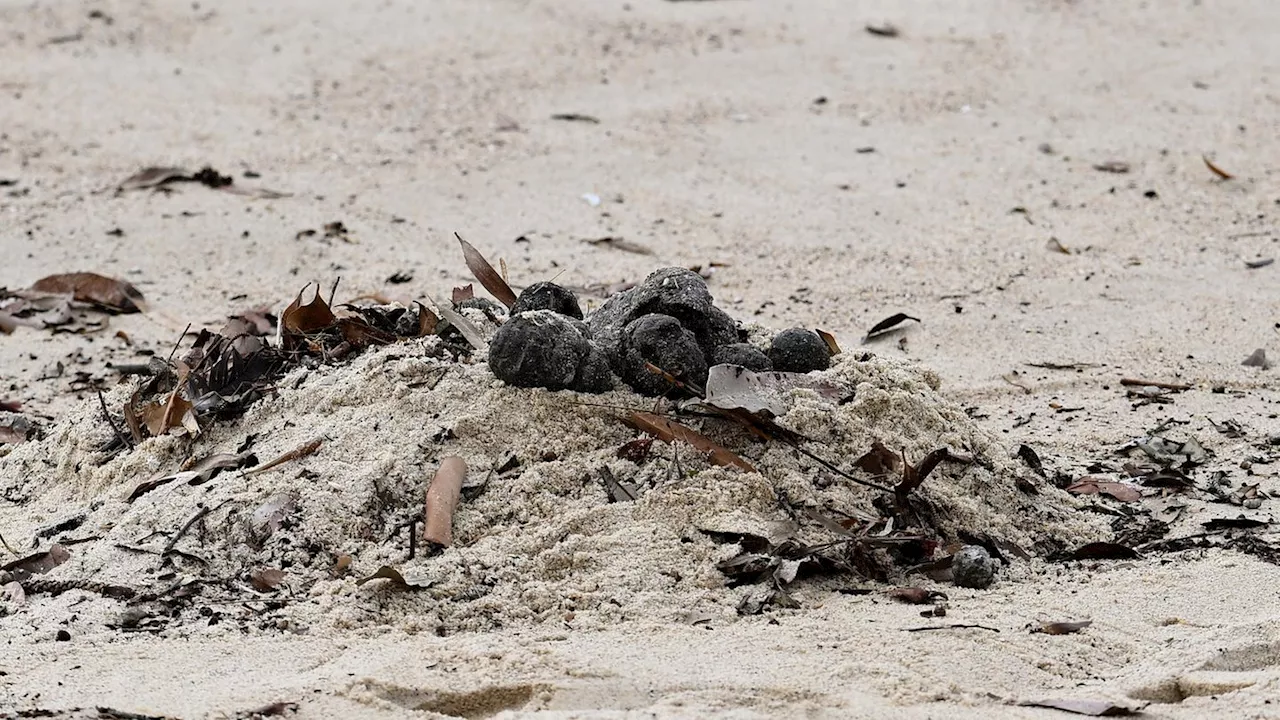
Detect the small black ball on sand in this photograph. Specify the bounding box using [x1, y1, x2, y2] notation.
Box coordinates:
[620, 313, 708, 395]
[712, 343, 773, 373]
[511, 281, 583, 320]
[769, 328, 831, 373]
[488, 310, 609, 392]
[951, 545, 997, 589]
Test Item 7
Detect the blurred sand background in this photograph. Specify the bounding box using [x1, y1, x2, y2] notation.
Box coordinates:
[2, 0, 1280, 718]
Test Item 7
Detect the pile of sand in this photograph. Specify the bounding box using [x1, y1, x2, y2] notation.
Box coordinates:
[0, 314, 1105, 642]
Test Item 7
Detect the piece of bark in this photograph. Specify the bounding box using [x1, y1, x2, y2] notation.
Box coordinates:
[423, 457, 466, 547]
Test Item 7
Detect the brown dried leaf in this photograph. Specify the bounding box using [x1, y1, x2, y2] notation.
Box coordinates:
[127, 451, 256, 502]
[434, 299, 487, 349]
[1066, 477, 1143, 503]
[281, 284, 336, 335]
[889, 587, 946, 605]
[2, 544, 70, 582]
[1068, 542, 1140, 561]
[855, 441, 900, 477]
[863, 313, 920, 342]
[1092, 161, 1130, 174]
[583, 236, 654, 255]
[815, 329, 842, 355]
[30, 272, 146, 313]
[249, 567, 286, 593]
[457, 234, 517, 308]
[414, 301, 439, 336]
[1032, 620, 1093, 635]
[355, 565, 433, 590]
[1203, 154, 1234, 180]
[625, 411, 755, 472]
[616, 438, 654, 463]
[1018, 698, 1143, 716]
[139, 390, 196, 437]
[118, 166, 189, 190]
[249, 491, 300, 539]
[451, 284, 475, 304]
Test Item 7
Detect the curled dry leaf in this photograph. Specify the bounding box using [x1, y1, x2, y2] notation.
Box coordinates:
[701, 364, 841, 417]
[355, 565, 433, 590]
[281, 284, 336, 336]
[127, 451, 257, 501]
[451, 284, 475, 304]
[249, 491, 300, 540]
[1066, 477, 1143, 503]
[625, 411, 755, 472]
[2, 544, 70, 582]
[457, 234, 517, 308]
[1068, 542, 1140, 561]
[863, 313, 920, 343]
[31, 272, 146, 313]
[815, 329, 842, 355]
[1032, 620, 1093, 635]
[1018, 698, 1143, 716]
[1202, 154, 1234, 180]
[139, 390, 198, 437]
[1092, 161, 1131, 174]
[433, 298, 487, 349]
[889, 587, 947, 605]
[249, 567, 286, 593]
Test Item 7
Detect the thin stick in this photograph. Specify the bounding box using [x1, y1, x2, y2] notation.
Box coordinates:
[242, 438, 323, 477]
[1120, 378, 1192, 391]
[328, 277, 341, 308]
[97, 389, 133, 449]
[904, 623, 1000, 633]
[165, 323, 192, 364]
[423, 457, 466, 547]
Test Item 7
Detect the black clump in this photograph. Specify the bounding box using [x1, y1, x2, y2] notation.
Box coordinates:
[620, 313, 708, 395]
[712, 343, 773, 373]
[488, 310, 610, 392]
[511, 281, 583, 320]
[769, 328, 830, 373]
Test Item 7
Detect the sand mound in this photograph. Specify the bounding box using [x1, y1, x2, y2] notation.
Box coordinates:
[0, 319, 1104, 639]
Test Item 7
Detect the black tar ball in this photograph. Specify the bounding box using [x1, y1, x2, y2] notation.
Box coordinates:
[769, 328, 831, 373]
[488, 310, 609, 392]
[711, 343, 773, 373]
[620, 313, 708, 395]
[511, 282, 583, 320]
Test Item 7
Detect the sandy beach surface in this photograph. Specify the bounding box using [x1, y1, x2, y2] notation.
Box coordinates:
[2, 1, 1280, 718]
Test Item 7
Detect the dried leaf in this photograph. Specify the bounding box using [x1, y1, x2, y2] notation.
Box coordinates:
[414, 301, 439, 336]
[243, 439, 323, 477]
[550, 113, 600, 124]
[1032, 620, 1093, 635]
[281, 284, 336, 335]
[583, 236, 654, 255]
[332, 554, 352, 576]
[249, 491, 300, 539]
[139, 390, 197, 437]
[30, 272, 146, 313]
[864, 22, 899, 37]
[433, 298, 487, 349]
[1068, 542, 1140, 560]
[1046, 237, 1072, 255]
[854, 441, 900, 477]
[2, 544, 70, 582]
[1244, 258, 1274, 270]
[1242, 348, 1271, 369]
[355, 565, 433, 590]
[1202, 517, 1268, 531]
[815, 329, 842, 355]
[249, 567, 286, 593]
[889, 587, 946, 605]
[702, 364, 841, 417]
[1018, 698, 1143, 716]
[599, 466, 638, 503]
[451, 284, 475, 304]
[625, 411, 755, 472]
[127, 451, 256, 501]
[1092, 161, 1131, 174]
[616, 438, 654, 463]
[1066, 477, 1143, 503]
[457, 234, 517, 308]
[118, 166, 189, 190]
[1203, 155, 1234, 180]
[862, 313, 920, 342]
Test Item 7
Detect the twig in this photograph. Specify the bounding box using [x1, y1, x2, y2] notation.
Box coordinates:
[0, 530, 17, 556]
[242, 438, 324, 477]
[328, 277, 341, 308]
[424, 457, 466, 547]
[1120, 378, 1192, 391]
[162, 505, 211, 557]
[165, 323, 192, 364]
[904, 623, 1000, 633]
[97, 389, 133, 449]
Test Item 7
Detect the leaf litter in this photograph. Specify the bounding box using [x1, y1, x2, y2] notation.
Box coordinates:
[0, 248, 1114, 640]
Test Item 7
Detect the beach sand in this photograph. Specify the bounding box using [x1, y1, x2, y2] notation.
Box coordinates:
[2, 0, 1279, 718]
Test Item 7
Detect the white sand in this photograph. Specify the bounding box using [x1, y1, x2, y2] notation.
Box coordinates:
[3, 0, 1280, 718]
